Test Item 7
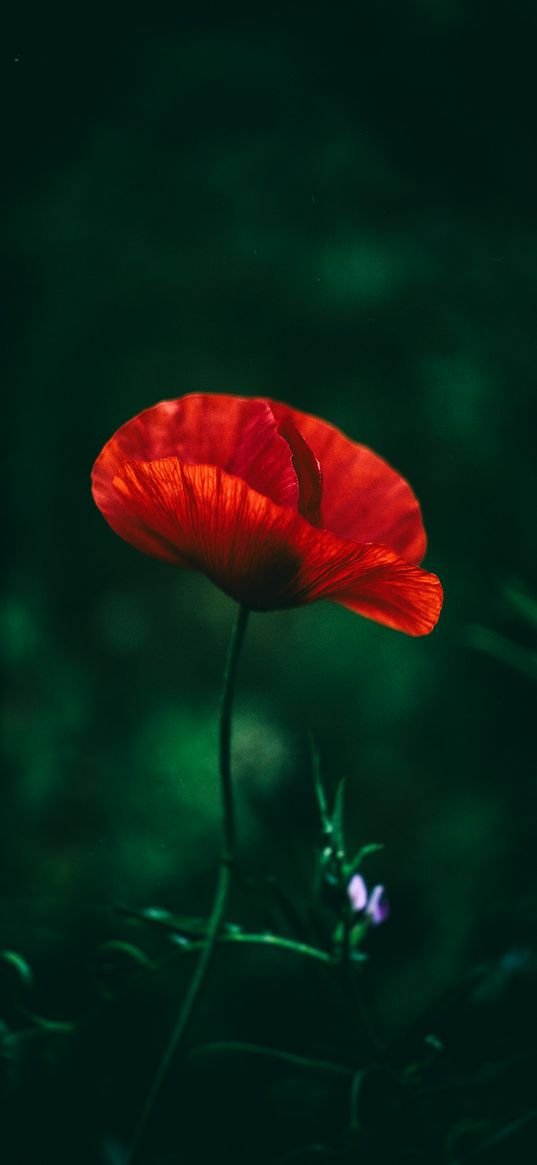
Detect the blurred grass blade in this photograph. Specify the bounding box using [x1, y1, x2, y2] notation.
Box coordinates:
[331, 779, 346, 859]
[309, 734, 332, 838]
[467, 624, 537, 682]
[503, 582, 537, 628]
[345, 843, 384, 879]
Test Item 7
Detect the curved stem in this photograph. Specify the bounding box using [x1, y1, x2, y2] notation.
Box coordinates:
[185, 930, 333, 964]
[128, 604, 249, 1163]
[185, 1040, 353, 1077]
[219, 603, 249, 865]
[114, 905, 337, 964]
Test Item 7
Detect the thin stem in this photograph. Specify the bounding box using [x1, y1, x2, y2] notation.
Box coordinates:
[219, 603, 249, 864]
[338, 901, 352, 978]
[128, 604, 249, 1163]
[185, 930, 333, 964]
[185, 1041, 353, 1077]
[114, 905, 335, 964]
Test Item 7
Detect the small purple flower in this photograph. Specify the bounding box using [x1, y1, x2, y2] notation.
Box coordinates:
[348, 874, 389, 926]
[366, 883, 390, 926]
[348, 873, 368, 912]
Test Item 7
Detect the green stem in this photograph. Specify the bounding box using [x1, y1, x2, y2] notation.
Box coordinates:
[114, 905, 336, 964]
[128, 603, 249, 1163]
[185, 1041, 353, 1077]
[219, 604, 249, 865]
[186, 930, 333, 963]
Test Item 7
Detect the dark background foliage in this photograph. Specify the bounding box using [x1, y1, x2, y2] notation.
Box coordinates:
[2, 1, 536, 1158]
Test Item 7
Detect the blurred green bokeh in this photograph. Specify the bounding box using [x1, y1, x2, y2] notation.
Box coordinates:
[2, 1, 536, 1035]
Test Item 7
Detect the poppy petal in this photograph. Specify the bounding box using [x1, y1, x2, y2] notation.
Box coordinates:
[269, 402, 427, 565]
[92, 394, 299, 513]
[106, 457, 442, 634]
[275, 414, 323, 525]
[291, 531, 443, 635]
[108, 458, 304, 604]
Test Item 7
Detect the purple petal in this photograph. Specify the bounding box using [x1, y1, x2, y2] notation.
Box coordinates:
[348, 874, 368, 913]
[366, 884, 389, 926]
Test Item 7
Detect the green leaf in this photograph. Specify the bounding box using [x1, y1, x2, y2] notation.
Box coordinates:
[95, 941, 154, 998]
[309, 733, 332, 838]
[467, 624, 537, 681]
[345, 843, 385, 879]
[330, 779, 346, 859]
[503, 581, 537, 628]
[0, 950, 34, 996]
[115, 903, 240, 938]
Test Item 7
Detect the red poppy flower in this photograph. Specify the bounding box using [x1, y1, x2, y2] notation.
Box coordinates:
[92, 394, 443, 635]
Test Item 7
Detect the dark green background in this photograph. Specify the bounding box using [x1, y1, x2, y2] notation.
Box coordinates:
[3, 0, 536, 1036]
